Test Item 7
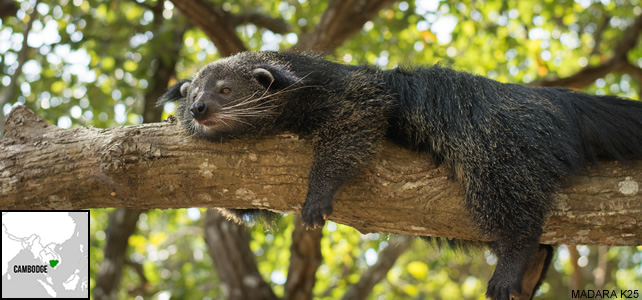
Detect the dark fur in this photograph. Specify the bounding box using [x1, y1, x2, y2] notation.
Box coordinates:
[158, 51, 642, 299]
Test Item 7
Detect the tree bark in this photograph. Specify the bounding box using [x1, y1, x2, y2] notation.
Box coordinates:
[1, 105, 640, 245]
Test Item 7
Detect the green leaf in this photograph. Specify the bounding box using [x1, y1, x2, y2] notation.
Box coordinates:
[407, 261, 428, 279]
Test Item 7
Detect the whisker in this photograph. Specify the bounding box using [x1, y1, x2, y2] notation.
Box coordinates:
[222, 102, 282, 114]
[222, 73, 317, 110]
[222, 84, 322, 111]
[215, 117, 233, 130]
[224, 104, 283, 114]
[222, 93, 279, 110]
[222, 98, 281, 111]
[225, 90, 261, 107]
[218, 114, 253, 126]
[258, 80, 273, 99]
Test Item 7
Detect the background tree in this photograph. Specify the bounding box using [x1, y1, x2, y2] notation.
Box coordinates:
[1, 0, 641, 299]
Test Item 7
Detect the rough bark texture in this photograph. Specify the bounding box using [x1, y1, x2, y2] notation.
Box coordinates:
[203, 209, 278, 300]
[1, 105, 641, 245]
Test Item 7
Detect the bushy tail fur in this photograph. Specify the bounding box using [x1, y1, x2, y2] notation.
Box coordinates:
[218, 208, 280, 228]
[556, 90, 642, 163]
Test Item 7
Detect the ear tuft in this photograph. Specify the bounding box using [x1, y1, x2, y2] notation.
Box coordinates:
[157, 79, 191, 107]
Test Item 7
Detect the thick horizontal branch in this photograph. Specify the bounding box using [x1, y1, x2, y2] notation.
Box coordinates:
[1, 106, 640, 245]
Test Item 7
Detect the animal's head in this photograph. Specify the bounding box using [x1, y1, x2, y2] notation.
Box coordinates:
[157, 52, 304, 141]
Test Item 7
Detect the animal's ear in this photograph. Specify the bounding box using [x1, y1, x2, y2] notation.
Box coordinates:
[252, 66, 300, 90]
[157, 79, 191, 107]
[252, 68, 275, 88]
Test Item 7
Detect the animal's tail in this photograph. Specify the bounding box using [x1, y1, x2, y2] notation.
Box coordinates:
[217, 208, 280, 228]
[560, 90, 642, 162]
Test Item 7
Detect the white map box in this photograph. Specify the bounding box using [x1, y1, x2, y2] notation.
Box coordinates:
[1, 211, 89, 299]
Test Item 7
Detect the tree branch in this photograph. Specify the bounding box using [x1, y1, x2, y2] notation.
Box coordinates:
[617, 61, 642, 83]
[284, 216, 322, 300]
[294, 0, 397, 53]
[125, 0, 157, 12]
[93, 208, 144, 300]
[169, 0, 246, 56]
[1, 105, 640, 245]
[611, 14, 642, 58]
[0, 0, 18, 20]
[230, 12, 292, 34]
[341, 236, 413, 300]
[203, 209, 277, 300]
[534, 13, 642, 89]
[589, 14, 611, 56]
[124, 258, 151, 296]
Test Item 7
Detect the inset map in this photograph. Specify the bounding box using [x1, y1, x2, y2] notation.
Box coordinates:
[1, 211, 89, 299]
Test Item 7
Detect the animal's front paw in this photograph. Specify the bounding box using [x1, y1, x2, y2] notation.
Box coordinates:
[301, 200, 332, 230]
[486, 273, 526, 300]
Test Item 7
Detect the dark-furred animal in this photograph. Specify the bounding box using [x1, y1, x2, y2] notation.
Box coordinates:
[158, 51, 642, 300]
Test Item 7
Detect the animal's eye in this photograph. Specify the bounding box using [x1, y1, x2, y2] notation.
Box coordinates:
[220, 87, 231, 94]
[191, 87, 199, 101]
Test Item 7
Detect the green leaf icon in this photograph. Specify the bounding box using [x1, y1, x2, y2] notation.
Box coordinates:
[49, 260, 59, 268]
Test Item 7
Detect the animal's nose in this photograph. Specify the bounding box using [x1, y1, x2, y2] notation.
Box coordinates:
[189, 102, 208, 120]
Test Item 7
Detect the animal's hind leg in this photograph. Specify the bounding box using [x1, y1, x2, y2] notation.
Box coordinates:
[486, 237, 537, 300]
[462, 159, 554, 299]
[521, 244, 554, 299]
[486, 239, 553, 300]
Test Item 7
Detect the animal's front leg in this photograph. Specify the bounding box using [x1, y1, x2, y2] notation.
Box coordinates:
[300, 117, 386, 229]
[301, 169, 346, 229]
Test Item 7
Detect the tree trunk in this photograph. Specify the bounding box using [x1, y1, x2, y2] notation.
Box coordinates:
[93, 208, 144, 300]
[1, 105, 640, 245]
[203, 210, 278, 300]
[284, 216, 323, 300]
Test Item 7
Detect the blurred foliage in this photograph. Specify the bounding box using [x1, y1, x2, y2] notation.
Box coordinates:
[2, 0, 641, 299]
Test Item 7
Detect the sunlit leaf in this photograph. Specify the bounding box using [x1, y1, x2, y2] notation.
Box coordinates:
[407, 261, 428, 280]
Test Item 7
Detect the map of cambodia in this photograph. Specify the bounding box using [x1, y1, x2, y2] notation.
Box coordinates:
[2, 211, 89, 298]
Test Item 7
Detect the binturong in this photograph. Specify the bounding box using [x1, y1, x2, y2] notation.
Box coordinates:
[158, 51, 642, 300]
